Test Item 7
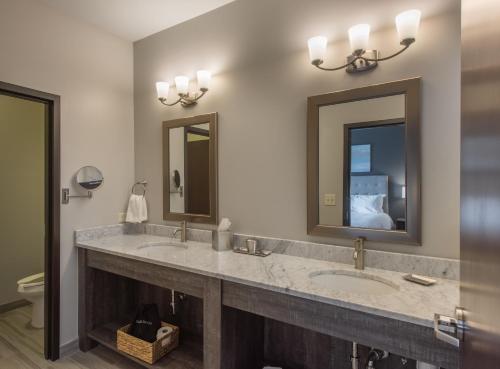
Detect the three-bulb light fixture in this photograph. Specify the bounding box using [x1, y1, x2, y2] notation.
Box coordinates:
[308, 9, 421, 73]
[156, 70, 211, 107]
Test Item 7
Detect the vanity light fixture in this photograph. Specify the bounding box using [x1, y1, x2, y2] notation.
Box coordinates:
[156, 70, 211, 107]
[307, 9, 421, 73]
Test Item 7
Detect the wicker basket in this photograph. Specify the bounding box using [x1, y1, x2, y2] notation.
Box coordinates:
[117, 322, 179, 364]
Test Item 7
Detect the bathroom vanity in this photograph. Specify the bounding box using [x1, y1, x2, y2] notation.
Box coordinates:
[76, 225, 459, 369]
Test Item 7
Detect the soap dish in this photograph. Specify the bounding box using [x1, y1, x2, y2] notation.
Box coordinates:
[403, 274, 436, 286]
[233, 247, 272, 257]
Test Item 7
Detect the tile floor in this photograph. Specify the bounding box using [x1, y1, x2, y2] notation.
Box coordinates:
[0, 305, 142, 369]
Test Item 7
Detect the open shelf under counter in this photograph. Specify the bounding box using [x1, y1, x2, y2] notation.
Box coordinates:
[88, 321, 203, 369]
[79, 248, 221, 369]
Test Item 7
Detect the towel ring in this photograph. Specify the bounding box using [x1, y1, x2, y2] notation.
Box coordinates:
[132, 181, 147, 196]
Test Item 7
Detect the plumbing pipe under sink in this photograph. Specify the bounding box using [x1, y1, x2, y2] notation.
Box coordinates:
[351, 342, 359, 369]
[171, 289, 176, 315]
[365, 349, 388, 368]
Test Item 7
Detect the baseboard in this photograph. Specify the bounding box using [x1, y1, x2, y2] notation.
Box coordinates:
[0, 299, 30, 314]
[59, 338, 79, 358]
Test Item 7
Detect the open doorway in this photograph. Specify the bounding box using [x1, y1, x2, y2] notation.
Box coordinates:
[0, 81, 60, 361]
[184, 125, 210, 215]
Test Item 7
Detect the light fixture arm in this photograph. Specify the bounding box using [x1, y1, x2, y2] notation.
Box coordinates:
[312, 57, 362, 71]
[158, 89, 208, 107]
[178, 89, 207, 107]
[361, 40, 413, 62]
[159, 96, 183, 106]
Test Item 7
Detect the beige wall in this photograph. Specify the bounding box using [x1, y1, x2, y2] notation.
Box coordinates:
[0, 0, 134, 345]
[319, 95, 405, 225]
[134, 0, 460, 259]
[0, 95, 45, 306]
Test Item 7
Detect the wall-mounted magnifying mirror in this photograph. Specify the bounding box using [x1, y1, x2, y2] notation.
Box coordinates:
[307, 78, 421, 244]
[76, 166, 104, 190]
[172, 170, 181, 189]
[163, 113, 218, 224]
[62, 166, 104, 204]
[169, 169, 184, 197]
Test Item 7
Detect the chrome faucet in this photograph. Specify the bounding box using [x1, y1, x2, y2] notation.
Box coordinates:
[353, 237, 365, 270]
[173, 221, 187, 242]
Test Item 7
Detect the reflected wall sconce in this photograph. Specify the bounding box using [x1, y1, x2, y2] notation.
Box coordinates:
[307, 9, 421, 74]
[156, 70, 211, 107]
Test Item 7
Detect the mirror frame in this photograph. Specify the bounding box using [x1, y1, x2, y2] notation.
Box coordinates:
[162, 112, 218, 224]
[307, 78, 421, 244]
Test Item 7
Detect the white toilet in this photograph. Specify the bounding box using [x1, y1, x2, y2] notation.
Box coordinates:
[17, 273, 44, 328]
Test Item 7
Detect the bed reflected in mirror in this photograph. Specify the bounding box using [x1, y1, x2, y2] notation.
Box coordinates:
[319, 95, 406, 232]
[345, 122, 406, 231]
[308, 78, 421, 244]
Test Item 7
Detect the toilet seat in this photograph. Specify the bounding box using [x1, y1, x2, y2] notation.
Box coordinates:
[17, 272, 44, 291]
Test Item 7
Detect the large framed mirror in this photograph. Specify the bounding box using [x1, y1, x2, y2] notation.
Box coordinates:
[307, 78, 421, 244]
[163, 113, 218, 224]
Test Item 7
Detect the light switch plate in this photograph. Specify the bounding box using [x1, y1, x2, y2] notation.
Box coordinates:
[324, 194, 336, 206]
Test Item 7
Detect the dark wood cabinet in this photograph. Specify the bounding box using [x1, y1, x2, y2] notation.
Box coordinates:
[78, 248, 458, 369]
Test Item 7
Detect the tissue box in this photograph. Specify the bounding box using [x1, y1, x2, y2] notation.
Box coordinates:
[212, 230, 233, 251]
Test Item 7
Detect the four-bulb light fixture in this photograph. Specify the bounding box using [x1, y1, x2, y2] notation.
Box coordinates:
[308, 9, 421, 73]
[156, 70, 211, 107]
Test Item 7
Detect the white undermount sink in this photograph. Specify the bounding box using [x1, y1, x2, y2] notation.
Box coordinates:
[309, 270, 399, 295]
[131, 241, 188, 257]
[136, 241, 188, 250]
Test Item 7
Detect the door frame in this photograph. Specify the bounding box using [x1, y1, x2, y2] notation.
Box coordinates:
[0, 81, 60, 360]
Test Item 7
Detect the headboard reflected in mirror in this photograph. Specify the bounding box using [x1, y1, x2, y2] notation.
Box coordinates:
[307, 78, 421, 245]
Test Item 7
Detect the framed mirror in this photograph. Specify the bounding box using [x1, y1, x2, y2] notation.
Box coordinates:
[163, 113, 218, 224]
[307, 78, 421, 244]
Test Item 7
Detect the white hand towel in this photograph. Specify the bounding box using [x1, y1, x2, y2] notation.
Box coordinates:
[126, 194, 148, 223]
[139, 195, 148, 222]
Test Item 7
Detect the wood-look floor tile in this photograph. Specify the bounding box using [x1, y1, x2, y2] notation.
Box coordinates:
[0, 306, 151, 369]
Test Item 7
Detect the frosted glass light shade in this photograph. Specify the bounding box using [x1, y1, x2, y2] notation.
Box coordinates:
[175, 76, 189, 95]
[396, 9, 421, 43]
[307, 36, 328, 63]
[348, 24, 370, 53]
[156, 82, 170, 99]
[197, 70, 211, 91]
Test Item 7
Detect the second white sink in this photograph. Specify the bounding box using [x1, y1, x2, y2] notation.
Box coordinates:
[136, 241, 188, 250]
[309, 270, 399, 295]
[131, 241, 188, 258]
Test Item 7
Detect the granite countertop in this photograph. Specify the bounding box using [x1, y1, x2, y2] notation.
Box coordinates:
[75, 233, 459, 328]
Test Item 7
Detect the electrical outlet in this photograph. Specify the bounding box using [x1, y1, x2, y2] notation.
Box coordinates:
[324, 194, 336, 206]
[118, 212, 127, 223]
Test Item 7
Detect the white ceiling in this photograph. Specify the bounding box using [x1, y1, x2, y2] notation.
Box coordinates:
[39, 0, 236, 42]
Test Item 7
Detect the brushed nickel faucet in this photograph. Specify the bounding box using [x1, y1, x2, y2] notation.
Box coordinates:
[353, 237, 365, 270]
[174, 221, 187, 242]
